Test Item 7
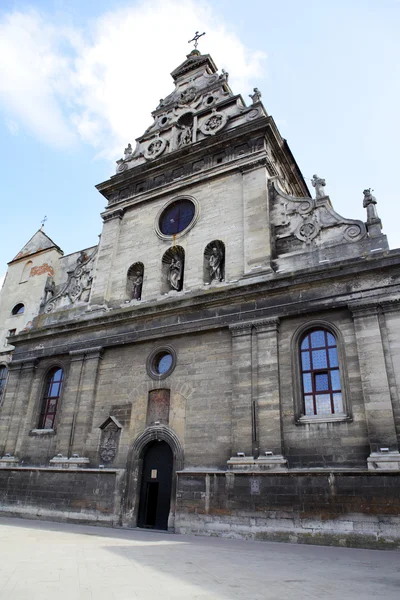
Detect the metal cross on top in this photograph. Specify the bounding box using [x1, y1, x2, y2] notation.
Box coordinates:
[188, 31, 206, 50]
[41, 215, 47, 228]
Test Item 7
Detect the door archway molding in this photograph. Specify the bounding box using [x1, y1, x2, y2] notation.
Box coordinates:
[132, 425, 184, 470]
[122, 425, 183, 528]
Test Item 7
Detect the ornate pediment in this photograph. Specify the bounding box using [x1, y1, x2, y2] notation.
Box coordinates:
[271, 181, 367, 247]
[41, 247, 98, 314]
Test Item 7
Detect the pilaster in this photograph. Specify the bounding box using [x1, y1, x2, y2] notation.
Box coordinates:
[2, 358, 38, 460]
[228, 323, 253, 459]
[253, 318, 285, 457]
[350, 301, 400, 470]
[241, 161, 272, 275]
[54, 350, 86, 457]
[70, 346, 103, 458]
[90, 208, 124, 305]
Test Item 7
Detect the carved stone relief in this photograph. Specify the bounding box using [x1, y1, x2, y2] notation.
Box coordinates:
[200, 110, 227, 136]
[42, 248, 98, 314]
[144, 137, 167, 160]
[179, 86, 197, 105]
[99, 416, 122, 463]
[271, 181, 367, 254]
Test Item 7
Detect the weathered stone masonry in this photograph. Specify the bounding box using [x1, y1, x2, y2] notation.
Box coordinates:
[0, 48, 399, 549]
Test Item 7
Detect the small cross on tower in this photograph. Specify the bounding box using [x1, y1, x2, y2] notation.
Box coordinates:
[40, 215, 47, 229]
[188, 31, 206, 50]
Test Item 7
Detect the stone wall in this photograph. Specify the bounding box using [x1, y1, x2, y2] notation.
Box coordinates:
[175, 471, 400, 549]
[0, 467, 122, 525]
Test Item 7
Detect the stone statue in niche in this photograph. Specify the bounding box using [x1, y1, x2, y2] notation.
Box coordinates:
[168, 257, 183, 290]
[179, 125, 192, 147]
[127, 262, 144, 301]
[124, 143, 133, 160]
[249, 88, 262, 104]
[209, 246, 224, 281]
[311, 174, 326, 199]
[131, 273, 143, 300]
[363, 188, 379, 222]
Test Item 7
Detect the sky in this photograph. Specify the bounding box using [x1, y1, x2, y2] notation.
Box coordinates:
[0, 0, 399, 282]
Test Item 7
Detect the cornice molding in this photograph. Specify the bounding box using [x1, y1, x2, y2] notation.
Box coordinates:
[102, 208, 124, 222]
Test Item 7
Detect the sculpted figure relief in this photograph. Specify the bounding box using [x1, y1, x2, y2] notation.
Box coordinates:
[209, 246, 224, 281]
[311, 174, 326, 199]
[42, 276, 55, 304]
[168, 257, 183, 290]
[179, 125, 192, 147]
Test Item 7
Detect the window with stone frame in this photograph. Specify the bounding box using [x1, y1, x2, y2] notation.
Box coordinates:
[38, 367, 64, 429]
[300, 328, 344, 416]
[0, 366, 8, 406]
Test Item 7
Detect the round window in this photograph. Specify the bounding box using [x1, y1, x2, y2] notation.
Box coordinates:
[147, 346, 177, 380]
[159, 199, 195, 236]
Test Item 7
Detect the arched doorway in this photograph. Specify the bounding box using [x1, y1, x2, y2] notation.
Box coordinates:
[137, 440, 173, 530]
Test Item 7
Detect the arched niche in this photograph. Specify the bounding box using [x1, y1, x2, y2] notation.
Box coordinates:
[161, 246, 185, 294]
[177, 112, 194, 148]
[204, 240, 225, 283]
[126, 262, 144, 301]
[20, 261, 33, 283]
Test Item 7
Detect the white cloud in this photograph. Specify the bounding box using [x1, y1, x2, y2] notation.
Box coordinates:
[5, 118, 19, 135]
[0, 1, 266, 160]
[0, 10, 77, 147]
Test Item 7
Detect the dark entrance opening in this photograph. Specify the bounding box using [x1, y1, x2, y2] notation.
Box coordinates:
[137, 440, 173, 530]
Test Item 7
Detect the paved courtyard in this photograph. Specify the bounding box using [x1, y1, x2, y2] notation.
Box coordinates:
[0, 517, 399, 599]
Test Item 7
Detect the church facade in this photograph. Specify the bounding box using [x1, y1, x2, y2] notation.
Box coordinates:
[1, 49, 400, 548]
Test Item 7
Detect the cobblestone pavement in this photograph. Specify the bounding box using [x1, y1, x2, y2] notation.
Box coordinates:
[0, 517, 399, 599]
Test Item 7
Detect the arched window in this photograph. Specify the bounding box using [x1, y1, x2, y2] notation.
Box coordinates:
[38, 367, 64, 429]
[0, 366, 8, 406]
[11, 303, 25, 316]
[300, 329, 343, 416]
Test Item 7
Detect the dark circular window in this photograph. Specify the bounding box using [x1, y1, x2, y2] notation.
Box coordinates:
[11, 303, 25, 316]
[147, 346, 177, 380]
[159, 199, 195, 236]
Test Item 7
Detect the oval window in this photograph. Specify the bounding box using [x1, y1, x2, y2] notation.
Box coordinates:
[159, 199, 195, 236]
[154, 351, 173, 375]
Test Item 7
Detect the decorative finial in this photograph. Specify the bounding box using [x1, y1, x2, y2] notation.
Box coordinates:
[311, 174, 326, 199]
[188, 31, 206, 50]
[40, 215, 47, 229]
